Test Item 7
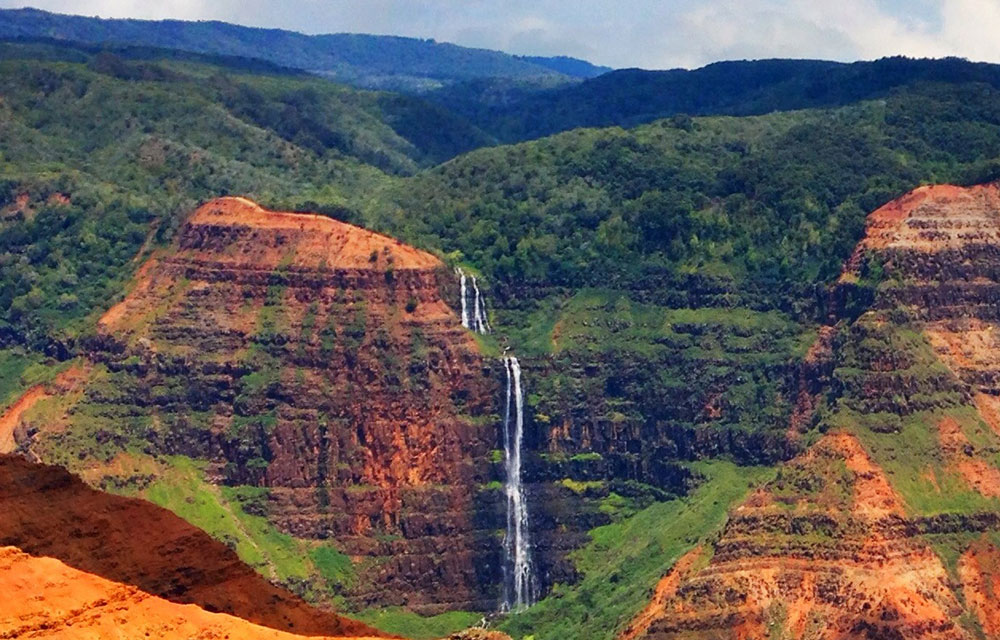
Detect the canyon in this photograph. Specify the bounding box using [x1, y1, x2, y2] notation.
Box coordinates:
[18, 196, 506, 612]
[8, 184, 1000, 638]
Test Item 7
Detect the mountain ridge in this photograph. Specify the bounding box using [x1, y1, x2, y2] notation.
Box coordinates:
[0, 7, 607, 90]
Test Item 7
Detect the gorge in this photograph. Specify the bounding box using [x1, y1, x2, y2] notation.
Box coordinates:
[7, 29, 1000, 640]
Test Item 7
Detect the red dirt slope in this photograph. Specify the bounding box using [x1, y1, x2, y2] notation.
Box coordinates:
[0, 454, 386, 638]
[0, 545, 385, 640]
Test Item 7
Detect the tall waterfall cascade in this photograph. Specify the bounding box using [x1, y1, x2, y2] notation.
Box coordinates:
[456, 268, 490, 334]
[455, 268, 534, 610]
[502, 355, 536, 611]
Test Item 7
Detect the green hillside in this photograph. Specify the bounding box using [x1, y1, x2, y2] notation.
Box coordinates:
[0, 40, 490, 348]
[0, 8, 591, 91]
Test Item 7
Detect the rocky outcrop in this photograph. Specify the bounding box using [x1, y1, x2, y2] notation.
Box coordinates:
[626, 435, 970, 640]
[0, 453, 383, 637]
[27, 197, 504, 612]
[844, 183, 1000, 395]
[624, 182, 1000, 639]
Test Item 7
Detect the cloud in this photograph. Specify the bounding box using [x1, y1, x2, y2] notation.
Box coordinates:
[2, 0, 999, 68]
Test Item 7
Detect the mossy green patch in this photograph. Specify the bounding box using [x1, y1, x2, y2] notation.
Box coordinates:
[0, 349, 44, 410]
[142, 455, 354, 599]
[843, 407, 1000, 516]
[357, 607, 482, 640]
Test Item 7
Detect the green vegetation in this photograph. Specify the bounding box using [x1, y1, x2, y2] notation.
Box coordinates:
[145, 457, 307, 581]
[847, 408, 1000, 516]
[143, 456, 355, 599]
[308, 544, 354, 589]
[0, 38, 491, 349]
[559, 478, 606, 493]
[821, 315, 1000, 515]
[501, 461, 775, 640]
[0, 348, 43, 409]
[371, 84, 1000, 317]
[356, 607, 483, 640]
[433, 57, 1000, 143]
[9, 32, 1000, 640]
[515, 290, 814, 458]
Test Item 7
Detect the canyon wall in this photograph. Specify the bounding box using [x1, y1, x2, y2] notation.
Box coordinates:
[622, 182, 1000, 639]
[24, 197, 504, 611]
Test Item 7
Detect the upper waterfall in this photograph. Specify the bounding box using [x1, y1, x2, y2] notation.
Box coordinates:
[456, 267, 490, 334]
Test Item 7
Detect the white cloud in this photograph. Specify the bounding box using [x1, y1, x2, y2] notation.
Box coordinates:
[3, 0, 1000, 68]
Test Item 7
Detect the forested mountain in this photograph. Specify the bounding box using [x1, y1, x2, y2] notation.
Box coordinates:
[7, 22, 1000, 640]
[0, 38, 493, 350]
[0, 7, 604, 90]
[516, 54, 611, 78]
[432, 56, 1000, 142]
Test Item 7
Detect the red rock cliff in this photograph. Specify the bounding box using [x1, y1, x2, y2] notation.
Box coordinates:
[23, 197, 503, 611]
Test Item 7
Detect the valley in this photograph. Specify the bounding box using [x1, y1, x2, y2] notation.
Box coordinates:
[5, 12, 1000, 640]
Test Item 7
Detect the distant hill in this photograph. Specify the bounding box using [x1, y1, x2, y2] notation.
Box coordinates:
[432, 56, 1000, 141]
[517, 54, 612, 78]
[0, 7, 607, 90]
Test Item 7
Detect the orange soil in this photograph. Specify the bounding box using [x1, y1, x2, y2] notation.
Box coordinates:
[974, 393, 1000, 436]
[0, 546, 385, 640]
[0, 386, 45, 454]
[631, 434, 968, 639]
[959, 538, 1000, 636]
[831, 432, 906, 517]
[618, 546, 704, 640]
[937, 416, 1000, 498]
[855, 182, 1000, 252]
[0, 454, 386, 638]
[841, 182, 1000, 282]
[0, 365, 90, 454]
[97, 253, 162, 328]
[786, 325, 835, 440]
[187, 197, 441, 270]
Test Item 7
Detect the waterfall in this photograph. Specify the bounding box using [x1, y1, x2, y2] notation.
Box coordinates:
[456, 267, 490, 334]
[455, 268, 532, 609]
[457, 268, 471, 329]
[471, 276, 491, 333]
[502, 355, 535, 612]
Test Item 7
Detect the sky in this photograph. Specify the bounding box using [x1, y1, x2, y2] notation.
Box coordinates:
[1, 0, 998, 69]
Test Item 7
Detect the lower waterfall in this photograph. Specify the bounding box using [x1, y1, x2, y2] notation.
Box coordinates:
[502, 355, 536, 612]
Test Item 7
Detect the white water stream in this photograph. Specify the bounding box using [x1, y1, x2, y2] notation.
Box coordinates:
[502, 355, 535, 611]
[456, 267, 490, 334]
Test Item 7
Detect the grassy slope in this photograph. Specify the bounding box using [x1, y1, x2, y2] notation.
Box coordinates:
[143, 456, 354, 603]
[501, 461, 775, 640]
[355, 609, 483, 640]
[0, 350, 42, 411]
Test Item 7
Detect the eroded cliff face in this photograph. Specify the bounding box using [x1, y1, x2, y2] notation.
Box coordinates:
[625, 434, 969, 639]
[624, 182, 1000, 639]
[21, 197, 503, 612]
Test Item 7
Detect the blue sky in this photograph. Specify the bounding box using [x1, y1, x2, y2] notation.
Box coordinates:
[1, 0, 996, 69]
